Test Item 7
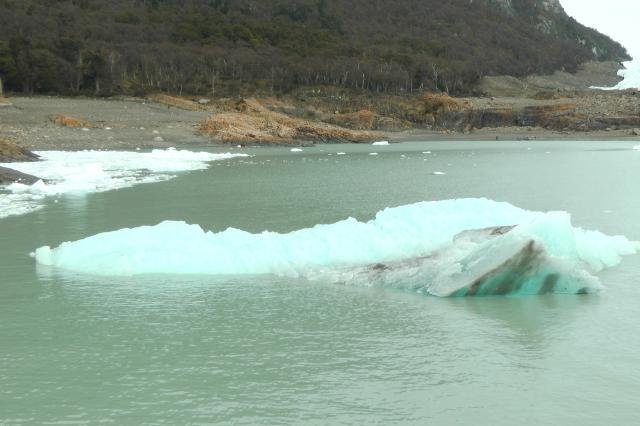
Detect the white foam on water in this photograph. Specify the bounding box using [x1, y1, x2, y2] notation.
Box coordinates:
[0, 149, 247, 219]
[592, 59, 640, 90]
[33, 199, 639, 297]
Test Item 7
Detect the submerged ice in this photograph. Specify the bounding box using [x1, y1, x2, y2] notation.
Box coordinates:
[34, 199, 639, 297]
[0, 148, 247, 218]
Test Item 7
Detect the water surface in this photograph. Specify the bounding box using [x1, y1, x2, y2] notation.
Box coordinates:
[1, 140, 639, 424]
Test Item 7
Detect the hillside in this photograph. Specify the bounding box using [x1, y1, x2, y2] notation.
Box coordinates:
[0, 0, 630, 97]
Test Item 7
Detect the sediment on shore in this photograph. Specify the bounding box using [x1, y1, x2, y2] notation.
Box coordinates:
[0, 139, 41, 184]
[199, 98, 381, 144]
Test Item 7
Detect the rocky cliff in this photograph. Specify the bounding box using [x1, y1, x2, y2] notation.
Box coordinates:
[492, 0, 630, 61]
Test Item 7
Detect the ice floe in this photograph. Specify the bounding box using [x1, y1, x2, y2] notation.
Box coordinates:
[33, 198, 639, 297]
[0, 149, 247, 219]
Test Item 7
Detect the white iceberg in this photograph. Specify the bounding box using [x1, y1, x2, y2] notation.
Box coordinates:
[0, 149, 247, 218]
[33, 199, 639, 297]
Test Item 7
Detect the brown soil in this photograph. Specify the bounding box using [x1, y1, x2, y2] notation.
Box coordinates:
[148, 94, 206, 111]
[199, 98, 380, 144]
[0, 138, 40, 162]
[49, 114, 95, 129]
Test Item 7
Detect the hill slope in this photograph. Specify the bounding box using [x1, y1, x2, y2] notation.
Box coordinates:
[0, 0, 630, 96]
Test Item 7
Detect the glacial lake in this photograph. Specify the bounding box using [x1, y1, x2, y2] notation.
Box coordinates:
[1, 140, 639, 424]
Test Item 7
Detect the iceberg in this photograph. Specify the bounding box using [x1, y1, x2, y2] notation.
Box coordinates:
[33, 199, 639, 297]
[0, 148, 247, 218]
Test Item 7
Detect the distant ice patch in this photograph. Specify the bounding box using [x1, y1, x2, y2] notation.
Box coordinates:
[372, 141, 390, 146]
[33, 198, 639, 297]
[290, 148, 303, 152]
[592, 59, 640, 90]
[0, 148, 247, 219]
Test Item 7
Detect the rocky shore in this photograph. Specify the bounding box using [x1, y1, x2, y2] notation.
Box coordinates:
[0, 68, 638, 155]
[0, 138, 41, 184]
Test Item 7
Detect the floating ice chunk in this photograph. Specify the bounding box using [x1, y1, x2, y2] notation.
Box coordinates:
[290, 148, 303, 152]
[336, 152, 346, 155]
[369, 153, 378, 156]
[105, 127, 112, 130]
[372, 141, 390, 146]
[33, 199, 639, 297]
[432, 171, 446, 175]
[81, 128, 90, 132]
[0, 149, 247, 219]
[633, 145, 640, 151]
[422, 151, 432, 154]
[154, 136, 164, 142]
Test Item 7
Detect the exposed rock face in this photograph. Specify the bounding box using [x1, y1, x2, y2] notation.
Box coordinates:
[0, 139, 40, 162]
[429, 92, 640, 133]
[0, 139, 41, 185]
[0, 166, 40, 185]
[491, 0, 629, 61]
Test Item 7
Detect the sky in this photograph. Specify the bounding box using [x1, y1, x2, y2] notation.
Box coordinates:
[561, 0, 639, 57]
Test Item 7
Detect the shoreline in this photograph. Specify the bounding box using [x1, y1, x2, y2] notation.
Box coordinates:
[0, 96, 638, 153]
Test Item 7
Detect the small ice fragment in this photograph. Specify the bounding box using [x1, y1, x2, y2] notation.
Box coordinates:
[372, 141, 390, 146]
[290, 148, 303, 152]
[81, 128, 90, 132]
[422, 151, 431, 154]
[432, 171, 446, 175]
[105, 127, 112, 130]
[237, 145, 242, 148]
[140, 127, 145, 130]
[154, 136, 164, 142]
[369, 152, 378, 156]
[336, 152, 346, 155]
[152, 130, 160, 134]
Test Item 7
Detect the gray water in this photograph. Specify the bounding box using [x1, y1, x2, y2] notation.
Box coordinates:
[1, 140, 639, 424]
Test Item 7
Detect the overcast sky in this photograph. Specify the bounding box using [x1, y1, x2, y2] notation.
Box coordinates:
[561, 0, 639, 57]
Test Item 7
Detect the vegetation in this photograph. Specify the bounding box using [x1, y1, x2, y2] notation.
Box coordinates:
[0, 0, 629, 97]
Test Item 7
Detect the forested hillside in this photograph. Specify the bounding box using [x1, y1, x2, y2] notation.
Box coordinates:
[0, 0, 630, 96]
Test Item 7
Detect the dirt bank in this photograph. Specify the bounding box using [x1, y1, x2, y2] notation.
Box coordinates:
[0, 138, 40, 162]
[199, 99, 380, 144]
[0, 91, 638, 152]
